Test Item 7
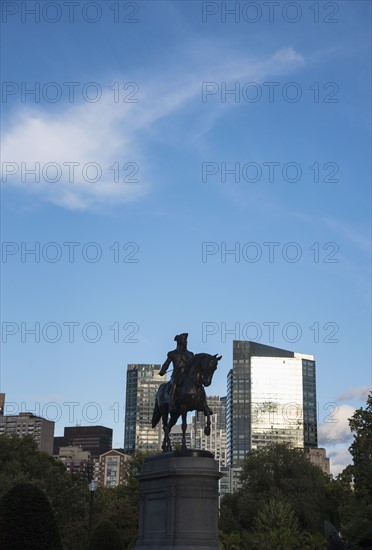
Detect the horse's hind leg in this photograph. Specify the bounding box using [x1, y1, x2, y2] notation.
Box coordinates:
[203, 402, 211, 436]
[161, 408, 171, 452]
[166, 411, 180, 450]
[181, 412, 187, 450]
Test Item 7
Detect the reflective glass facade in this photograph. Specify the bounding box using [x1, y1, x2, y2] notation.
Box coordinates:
[124, 364, 163, 453]
[227, 341, 317, 466]
[251, 356, 304, 450]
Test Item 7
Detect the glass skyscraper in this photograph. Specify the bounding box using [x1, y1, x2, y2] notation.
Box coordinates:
[227, 341, 317, 467]
[124, 364, 163, 453]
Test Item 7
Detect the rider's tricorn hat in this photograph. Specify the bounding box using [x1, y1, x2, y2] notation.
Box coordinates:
[174, 333, 188, 342]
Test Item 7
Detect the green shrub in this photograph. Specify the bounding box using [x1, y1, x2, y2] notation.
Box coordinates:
[0, 482, 62, 549]
[88, 519, 123, 550]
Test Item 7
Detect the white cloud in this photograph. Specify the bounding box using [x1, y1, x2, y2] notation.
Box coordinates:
[318, 404, 355, 445]
[2, 47, 305, 211]
[269, 47, 305, 68]
[318, 395, 371, 476]
[1, 100, 147, 211]
[318, 406, 354, 476]
[328, 446, 353, 477]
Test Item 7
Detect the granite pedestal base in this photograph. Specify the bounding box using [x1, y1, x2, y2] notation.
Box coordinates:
[133, 450, 223, 550]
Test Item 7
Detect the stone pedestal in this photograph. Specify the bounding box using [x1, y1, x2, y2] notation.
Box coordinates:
[133, 450, 223, 550]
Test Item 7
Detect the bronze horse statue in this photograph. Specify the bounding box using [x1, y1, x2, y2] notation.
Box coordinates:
[152, 353, 222, 451]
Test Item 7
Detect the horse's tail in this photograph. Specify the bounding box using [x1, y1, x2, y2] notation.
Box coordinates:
[152, 398, 161, 428]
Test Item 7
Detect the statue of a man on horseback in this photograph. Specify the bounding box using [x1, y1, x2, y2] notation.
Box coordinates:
[159, 333, 194, 412]
[153, 333, 222, 452]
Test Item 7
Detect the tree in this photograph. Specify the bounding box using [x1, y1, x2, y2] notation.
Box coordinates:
[88, 519, 123, 550]
[236, 443, 337, 533]
[91, 452, 151, 549]
[93, 486, 138, 549]
[219, 492, 241, 534]
[0, 433, 45, 495]
[219, 443, 348, 544]
[0, 434, 89, 550]
[348, 391, 372, 503]
[0, 436, 151, 550]
[338, 392, 372, 548]
[0, 482, 63, 549]
[252, 499, 305, 547]
[250, 499, 329, 549]
[118, 450, 150, 505]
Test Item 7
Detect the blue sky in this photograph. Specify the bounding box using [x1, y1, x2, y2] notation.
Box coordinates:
[1, 0, 371, 474]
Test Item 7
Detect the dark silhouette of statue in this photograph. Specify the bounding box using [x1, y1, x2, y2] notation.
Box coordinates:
[159, 333, 195, 411]
[152, 333, 222, 451]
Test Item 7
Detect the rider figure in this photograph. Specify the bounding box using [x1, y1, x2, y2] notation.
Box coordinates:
[159, 333, 194, 412]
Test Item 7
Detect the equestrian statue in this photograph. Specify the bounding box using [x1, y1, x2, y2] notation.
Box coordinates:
[152, 333, 222, 452]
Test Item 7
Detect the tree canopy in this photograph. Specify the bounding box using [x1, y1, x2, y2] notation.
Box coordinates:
[219, 394, 372, 549]
[0, 434, 147, 550]
[219, 442, 350, 548]
[340, 392, 372, 548]
[348, 391, 372, 503]
[88, 519, 123, 550]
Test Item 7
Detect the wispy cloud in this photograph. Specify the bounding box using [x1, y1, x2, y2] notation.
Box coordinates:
[323, 218, 371, 256]
[336, 386, 371, 403]
[2, 47, 304, 211]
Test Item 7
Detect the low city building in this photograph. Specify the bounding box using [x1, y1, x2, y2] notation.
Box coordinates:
[97, 448, 131, 487]
[55, 445, 91, 477]
[304, 447, 331, 475]
[0, 411, 54, 454]
[53, 425, 112, 458]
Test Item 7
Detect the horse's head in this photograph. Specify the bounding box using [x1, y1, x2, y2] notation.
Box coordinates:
[201, 353, 222, 387]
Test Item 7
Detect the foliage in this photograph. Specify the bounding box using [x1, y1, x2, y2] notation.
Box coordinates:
[219, 395, 372, 549]
[336, 392, 372, 548]
[89, 451, 150, 549]
[0, 482, 63, 549]
[251, 499, 305, 548]
[0, 432, 47, 494]
[236, 442, 339, 533]
[118, 450, 149, 505]
[251, 499, 329, 549]
[219, 443, 349, 547]
[218, 529, 249, 550]
[88, 519, 123, 550]
[348, 391, 372, 503]
[0, 434, 153, 550]
[93, 486, 138, 549]
[0, 433, 90, 549]
[341, 501, 372, 549]
[219, 492, 241, 534]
